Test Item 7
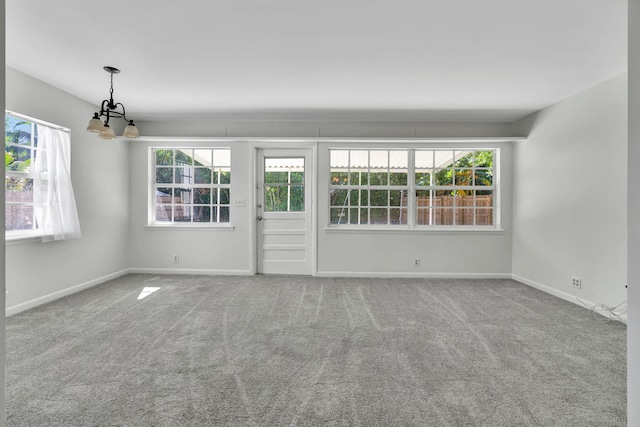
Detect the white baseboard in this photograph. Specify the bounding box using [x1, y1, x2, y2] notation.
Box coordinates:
[6, 269, 131, 317]
[316, 271, 512, 279]
[128, 268, 252, 276]
[512, 274, 628, 324]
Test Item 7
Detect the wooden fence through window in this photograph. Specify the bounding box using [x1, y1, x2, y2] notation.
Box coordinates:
[415, 195, 492, 225]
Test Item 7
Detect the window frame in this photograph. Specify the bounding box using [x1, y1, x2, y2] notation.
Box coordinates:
[5, 111, 70, 241]
[148, 147, 232, 227]
[328, 147, 499, 231]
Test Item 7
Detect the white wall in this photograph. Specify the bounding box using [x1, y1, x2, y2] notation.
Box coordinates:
[5, 67, 131, 312]
[628, 1, 639, 424]
[128, 131, 514, 277]
[512, 74, 628, 308]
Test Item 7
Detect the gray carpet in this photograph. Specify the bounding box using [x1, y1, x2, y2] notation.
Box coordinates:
[6, 275, 626, 426]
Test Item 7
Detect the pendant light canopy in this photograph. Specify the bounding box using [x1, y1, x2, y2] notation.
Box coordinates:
[86, 66, 140, 139]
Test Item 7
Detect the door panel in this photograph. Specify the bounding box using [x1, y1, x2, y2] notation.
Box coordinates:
[257, 149, 313, 275]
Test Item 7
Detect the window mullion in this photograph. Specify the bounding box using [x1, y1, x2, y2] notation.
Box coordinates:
[408, 149, 415, 227]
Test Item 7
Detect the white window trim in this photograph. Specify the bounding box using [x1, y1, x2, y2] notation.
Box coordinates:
[328, 147, 500, 231]
[148, 147, 232, 227]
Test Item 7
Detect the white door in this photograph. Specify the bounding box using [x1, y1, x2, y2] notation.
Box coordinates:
[257, 149, 313, 275]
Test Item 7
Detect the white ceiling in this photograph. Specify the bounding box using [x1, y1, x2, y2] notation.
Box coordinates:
[6, 0, 627, 122]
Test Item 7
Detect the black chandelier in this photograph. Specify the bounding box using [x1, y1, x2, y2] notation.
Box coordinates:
[86, 66, 140, 139]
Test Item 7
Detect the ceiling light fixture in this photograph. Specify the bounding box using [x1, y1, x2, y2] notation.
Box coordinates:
[86, 66, 140, 139]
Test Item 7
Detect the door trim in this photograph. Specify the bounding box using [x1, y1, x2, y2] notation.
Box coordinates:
[250, 143, 317, 276]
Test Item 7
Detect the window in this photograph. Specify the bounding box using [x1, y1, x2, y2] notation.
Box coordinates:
[5, 112, 81, 241]
[5, 114, 38, 235]
[264, 157, 305, 212]
[329, 148, 496, 228]
[152, 148, 231, 224]
[330, 150, 409, 225]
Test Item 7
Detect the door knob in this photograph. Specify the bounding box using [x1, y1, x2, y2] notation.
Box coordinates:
[257, 216, 263, 221]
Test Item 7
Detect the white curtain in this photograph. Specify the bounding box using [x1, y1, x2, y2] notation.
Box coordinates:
[34, 125, 82, 242]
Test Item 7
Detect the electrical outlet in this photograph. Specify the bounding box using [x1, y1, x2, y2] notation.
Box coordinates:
[571, 277, 581, 289]
[413, 258, 420, 267]
[173, 254, 180, 263]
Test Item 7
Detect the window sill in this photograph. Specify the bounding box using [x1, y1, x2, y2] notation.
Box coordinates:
[324, 226, 504, 235]
[145, 224, 235, 231]
[5, 233, 43, 245]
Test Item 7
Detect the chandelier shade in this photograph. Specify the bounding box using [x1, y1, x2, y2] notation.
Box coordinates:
[87, 66, 140, 139]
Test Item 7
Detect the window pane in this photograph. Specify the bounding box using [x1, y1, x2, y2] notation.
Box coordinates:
[415, 151, 434, 168]
[193, 206, 211, 222]
[415, 170, 431, 186]
[155, 187, 172, 204]
[474, 169, 493, 186]
[6, 177, 33, 202]
[194, 167, 212, 184]
[416, 208, 431, 225]
[155, 205, 172, 222]
[155, 149, 174, 165]
[155, 168, 173, 184]
[369, 171, 388, 186]
[389, 151, 408, 169]
[360, 190, 369, 206]
[220, 169, 231, 184]
[5, 117, 33, 145]
[455, 169, 473, 185]
[370, 151, 388, 168]
[174, 206, 192, 222]
[330, 170, 349, 185]
[390, 171, 407, 186]
[220, 188, 230, 205]
[435, 208, 454, 225]
[264, 185, 287, 212]
[349, 190, 360, 206]
[220, 207, 230, 222]
[474, 151, 494, 167]
[390, 208, 407, 225]
[454, 150, 472, 166]
[193, 149, 212, 166]
[434, 169, 453, 186]
[370, 190, 388, 206]
[174, 188, 192, 204]
[370, 208, 388, 224]
[349, 208, 359, 224]
[330, 208, 347, 224]
[455, 208, 475, 225]
[291, 171, 304, 183]
[455, 191, 475, 207]
[330, 189, 349, 207]
[359, 208, 369, 224]
[193, 188, 211, 204]
[416, 190, 432, 208]
[265, 171, 289, 184]
[213, 149, 231, 167]
[175, 166, 194, 184]
[349, 150, 368, 168]
[330, 150, 349, 167]
[175, 149, 193, 166]
[389, 190, 406, 207]
[476, 207, 493, 225]
[5, 205, 33, 231]
[291, 185, 304, 211]
[5, 147, 32, 172]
